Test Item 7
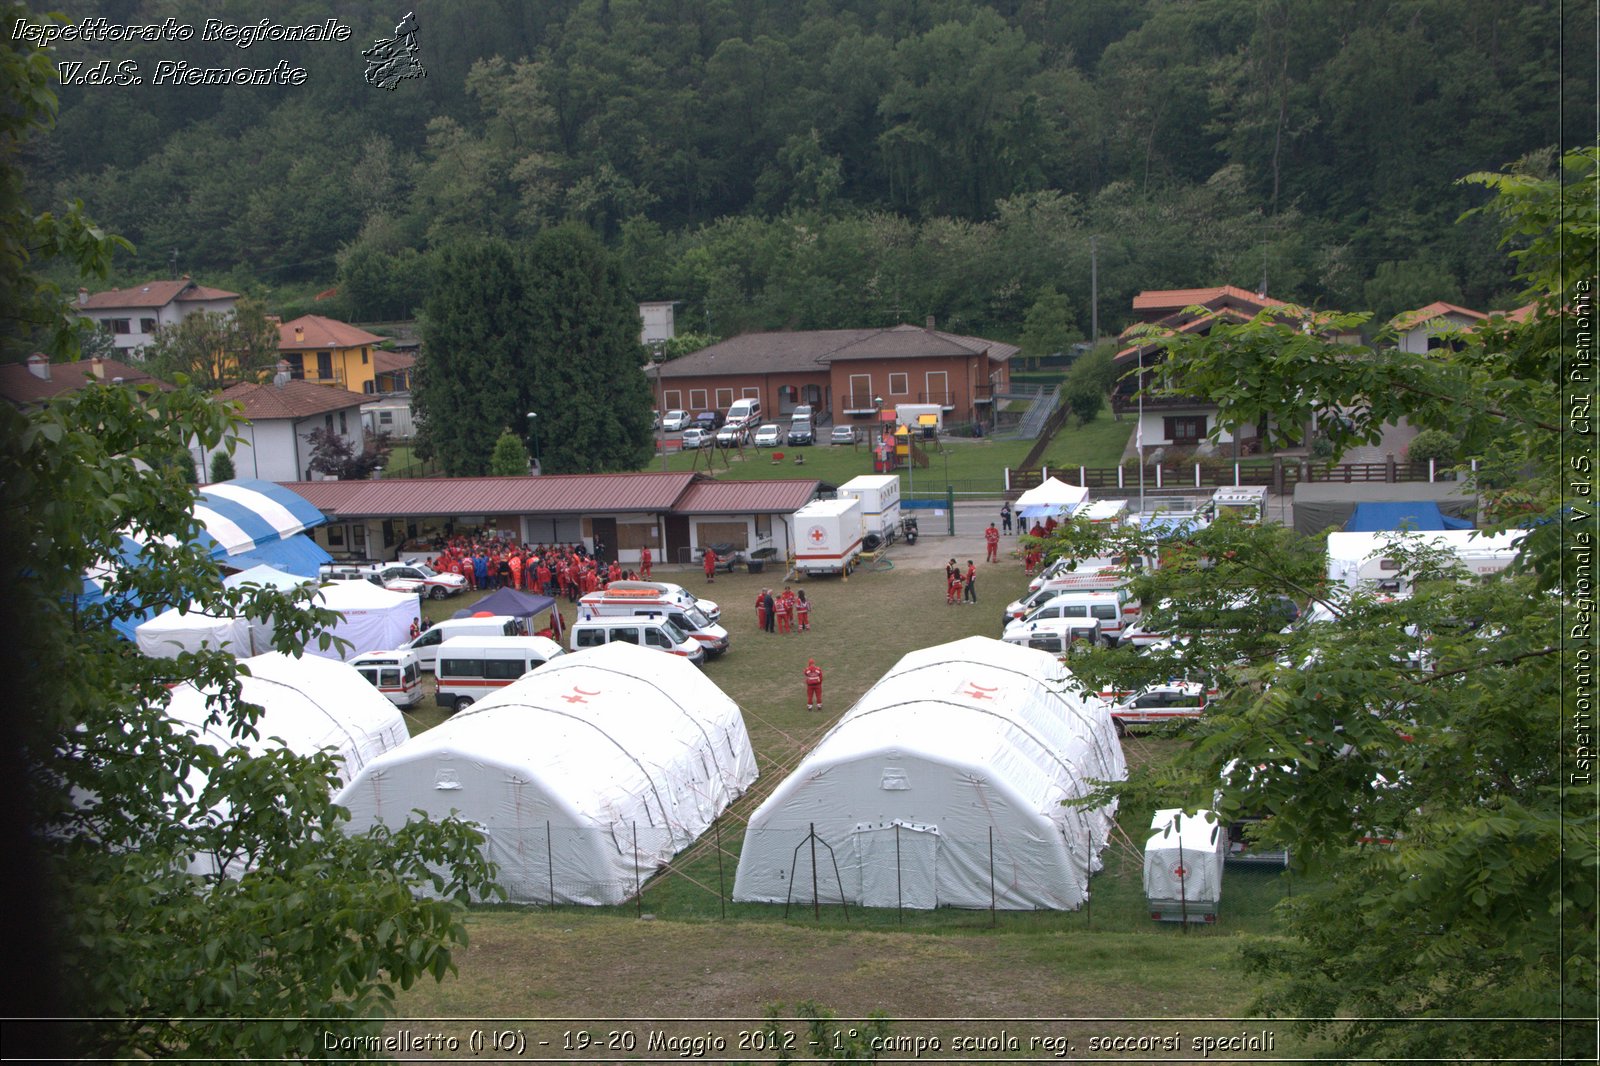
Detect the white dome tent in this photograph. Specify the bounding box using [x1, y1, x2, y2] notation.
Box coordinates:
[1014, 477, 1090, 521]
[133, 565, 310, 660]
[309, 579, 421, 660]
[334, 641, 758, 906]
[733, 636, 1125, 911]
[164, 651, 410, 875]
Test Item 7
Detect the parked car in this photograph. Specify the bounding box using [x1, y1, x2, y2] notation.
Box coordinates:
[715, 423, 746, 447]
[830, 425, 857, 445]
[680, 427, 712, 448]
[791, 404, 814, 423]
[693, 410, 723, 432]
[378, 561, 467, 599]
[786, 420, 814, 446]
[753, 423, 783, 447]
[661, 409, 691, 432]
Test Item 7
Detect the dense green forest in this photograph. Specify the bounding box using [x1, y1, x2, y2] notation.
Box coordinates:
[26, 0, 1593, 344]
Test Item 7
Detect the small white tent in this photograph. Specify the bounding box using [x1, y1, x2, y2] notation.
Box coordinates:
[310, 580, 421, 660]
[134, 565, 310, 660]
[1143, 808, 1225, 922]
[335, 641, 758, 906]
[734, 636, 1125, 911]
[164, 651, 410, 875]
[1015, 477, 1090, 521]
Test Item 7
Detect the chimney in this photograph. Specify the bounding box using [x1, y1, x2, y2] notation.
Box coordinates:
[925, 315, 936, 330]
[294, 326, 304, 342]
[90, 356, 105, 380]
[77, 287, 89, 306]
[26, 353, 50, 380]
[273, 360, 292, 388]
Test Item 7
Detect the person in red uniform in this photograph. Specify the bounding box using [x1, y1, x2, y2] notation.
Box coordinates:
[984, 522, 1000, 563]
[804, 658, 824, 710]
[783, 587, 798, 634]
[640, 545, 652, 579]
[775, 586, 793, 634]
[796, 589, 811, 631]
[703, 546, 718, 582]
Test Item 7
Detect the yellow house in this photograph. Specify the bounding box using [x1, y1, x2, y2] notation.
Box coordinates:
[277, 314, 387, 394]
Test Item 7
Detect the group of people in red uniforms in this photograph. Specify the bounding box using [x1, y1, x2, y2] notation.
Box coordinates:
[423, 537, 648, 603]
[944, 559, 978, 605]
[755, 586, 811, 634]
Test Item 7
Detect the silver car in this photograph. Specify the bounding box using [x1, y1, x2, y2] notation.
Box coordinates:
[830, 425, 857, 445]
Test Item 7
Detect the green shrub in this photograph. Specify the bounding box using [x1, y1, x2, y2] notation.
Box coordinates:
[1405, 428, 1458, 466]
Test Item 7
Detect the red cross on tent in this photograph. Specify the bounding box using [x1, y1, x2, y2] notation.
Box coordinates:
[1172, 864, 1186, 877]
[562, 686, 601, 704]
[961, 682, 997, 700]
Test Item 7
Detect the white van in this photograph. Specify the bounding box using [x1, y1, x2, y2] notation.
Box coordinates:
[348, 649, 424, 708]
[434, 635, 565, 712]
[402, 615, 526, 671]
[1003, 590, 1130, 646]
[601, 579, 720, 624]
[726, 397, 762, 427]
[1000, 617, 1102, 660]
[1004, 583, 1137, 631]
[568, 615, 705, 665]
[578, 590, 730, 656]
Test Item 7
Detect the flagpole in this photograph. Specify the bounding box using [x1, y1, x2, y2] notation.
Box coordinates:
[1137, 349, 1145, 512]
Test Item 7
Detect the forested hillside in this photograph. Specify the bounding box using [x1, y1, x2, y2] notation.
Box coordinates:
[28, 0, 1592, 342]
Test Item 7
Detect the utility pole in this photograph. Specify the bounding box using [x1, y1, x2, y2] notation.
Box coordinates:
[1089, 235, 1099, 345]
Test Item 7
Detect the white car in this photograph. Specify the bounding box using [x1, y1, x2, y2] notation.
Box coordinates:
[753, 423, 782, 447]
[378, 561, 467, 599]
[661, 409, 691, 432]
[715, 423, 746, 447]
[1107, 681, 1210, 735]
[680, 427, 712, 448]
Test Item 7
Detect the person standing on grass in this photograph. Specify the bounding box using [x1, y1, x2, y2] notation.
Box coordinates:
[804, 658, 824, 710]
[947, 567, 962, 605]
[964, 560, 977, 604]
[756, 589, 769, 633]
[640, 545, 652, 579]
[784, 587, 798, 633]
[985, 522, 1000, 563]
[796, 589, 811, 632]
[762, 587, 777, 634]
[703, 546, 718, 583]
[776, 587, 793, 634]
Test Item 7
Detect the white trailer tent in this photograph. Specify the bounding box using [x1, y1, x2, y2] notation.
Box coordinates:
[1143, 808, 1225, 923]
[310, 579, 421, 659]
[334, 641, 758, 906]
[1014, 477, 1090, 521]
[164, 651, 410, 875]
[734, 636, 1125, 910]
[134, 565, 310, 659]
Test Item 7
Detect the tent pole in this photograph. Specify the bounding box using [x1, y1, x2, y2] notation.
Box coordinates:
[895, 823, 903, 925]
[1085, 824, 1092, 930]
[810, 823, 820, 921]
[634, 821, 642, 918]
[989, 827, 996, 929]
[716, 821, 726, 921]
[547, 821, 555, 908]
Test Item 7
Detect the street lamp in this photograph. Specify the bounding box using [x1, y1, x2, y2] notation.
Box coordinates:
[650, 347, 668, 473]
[525, 411, 540, 475]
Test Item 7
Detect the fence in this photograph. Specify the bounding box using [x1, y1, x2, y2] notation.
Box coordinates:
[464, 817, 1295, 934]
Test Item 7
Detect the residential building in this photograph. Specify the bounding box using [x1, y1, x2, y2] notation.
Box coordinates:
[277, 314, 388, 394]
[77, 277, 239, 358]
[209, 370, 369, 482]
[0, 353, 165, 410]
[656, 321, 1015, 429]
[1388, 301, 1489, 353]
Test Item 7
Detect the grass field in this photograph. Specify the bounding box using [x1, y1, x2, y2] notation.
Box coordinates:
[391, 557, 1316, 1054]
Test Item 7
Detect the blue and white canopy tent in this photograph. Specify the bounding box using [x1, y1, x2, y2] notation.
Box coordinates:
[81, 479, 331, 641]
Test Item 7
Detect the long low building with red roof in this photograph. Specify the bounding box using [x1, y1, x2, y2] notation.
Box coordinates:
[282, 472, 821, 568]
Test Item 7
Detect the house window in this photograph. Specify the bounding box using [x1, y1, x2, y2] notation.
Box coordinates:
[108, 318, 131, 335]
[361, 347, 369, 364]
[327, 525, 346, 547]
[317, 351, 333, 380]
[741, 386, 759, 398]
[324, 414, 334, 431]
[339, 411, 348, 435]
[715, 388, 734, 409]
[379, 410, 393, 425]
[689, 389, 708, 410]
[283, 354, 305, 379]
[363, 380, 375, 394]
[664, 389, 682, 411]
[1164, 415, 1207, 445]
[925, 370, 949, 406]
[889, 372, 909, 396]
[139, 318, 157, 335]
[849, 374, 872, 409]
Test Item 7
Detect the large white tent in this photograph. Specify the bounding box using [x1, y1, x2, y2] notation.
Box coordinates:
[134, 565, 310, 660]
[734, 636, 1125, 911]
[1015, 477, 1090, 520]
[335, 641, 758, 906]
[309, 580, 421, 660]
[164, 651, 410, 875]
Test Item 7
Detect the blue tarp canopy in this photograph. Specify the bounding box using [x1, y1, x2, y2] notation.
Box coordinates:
[451, 587, 556, 621]
[225, 534, 332, 579]
[1345, 501, 1474, 532]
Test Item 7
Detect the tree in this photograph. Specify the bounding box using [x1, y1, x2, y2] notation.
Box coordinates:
[1, 24, 496, 1055]
[1018, 286, 1081, 367]
[306, 426, 389, 481]
[1045, 149, 1597, 1061]
[208, 450, 236, 483]
[1062, 342, 1116, 426]
[144, 297, 281, 391]
[488, 428, 531, 475]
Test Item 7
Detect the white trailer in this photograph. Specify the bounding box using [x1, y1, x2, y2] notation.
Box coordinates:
[1143, 808, 1225, 923]
[1325, 529, 1526, 596]
[837, 474, 902, 550]
[792, 497, 865, 576]
[1208, 485, 1268, 523]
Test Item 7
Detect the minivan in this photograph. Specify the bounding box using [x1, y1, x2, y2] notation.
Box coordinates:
[726, 397, 761, 426]
[434, 635, 565, 712]
[1000, 617, 1102, 660]
[602, 579, 720, 624]
[568, 615, 705, 665]
[578, 589, 730, 656]
[348, 649, 424, 708]
[1003, 585, 1136, 632]
[1003, 590, 1130, 646]
[402, 614, 525, 671]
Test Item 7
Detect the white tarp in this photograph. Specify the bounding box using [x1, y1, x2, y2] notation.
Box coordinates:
[335, 641, 758, 906]
[1015, 477, 1090, 520]
[165, 651, 410, 875]
[734, 636, 1125, 911]
[310, 580, 421, 660]
[134, 566, 310, 659]
[1143, 808, 1225, 907]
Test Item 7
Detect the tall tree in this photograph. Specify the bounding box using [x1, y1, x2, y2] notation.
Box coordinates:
[143, 297, 281, 390]
[522, 225, 655, 474]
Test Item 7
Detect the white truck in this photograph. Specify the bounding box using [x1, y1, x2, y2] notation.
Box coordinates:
[1208, 485, 1268, 523]
[791, 497, 865, 576]
[1324, 529, 1525, 596]
[836, 474, 902, 551]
